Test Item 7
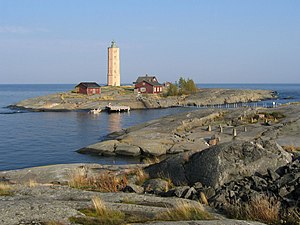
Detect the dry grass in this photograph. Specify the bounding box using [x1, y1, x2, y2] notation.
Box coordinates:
[282, 145, 300, 152]
[43, 221, 67, 225]
[92, 196, 110, 217]
[69, 168, 128, 192]
[134, 168, 149, 185]
[0, 182, 13, 196]
[27, 179, 38, 188]
[70, 196, 125, 225]
[143, 156, 161, 165]
[225, 195, 280, 224]
[199, 192, 209, 205]
[157, 201, 213, 221]
[164, 177, 174, 192]
[281, 208, 300, 225]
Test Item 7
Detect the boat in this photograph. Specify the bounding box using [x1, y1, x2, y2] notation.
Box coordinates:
[89, 108, 102, 114]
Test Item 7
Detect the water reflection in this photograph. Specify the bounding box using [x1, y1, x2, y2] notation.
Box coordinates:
[107, 112, 122, 133]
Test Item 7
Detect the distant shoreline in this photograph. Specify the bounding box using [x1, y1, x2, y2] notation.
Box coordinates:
[9, 87, 277, 112]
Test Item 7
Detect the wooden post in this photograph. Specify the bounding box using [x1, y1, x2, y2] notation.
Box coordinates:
[233, 128, 237, 137]
[207, 125, 211, 132]
[244, 126, 247, 132]
[219, 125, 223, 133]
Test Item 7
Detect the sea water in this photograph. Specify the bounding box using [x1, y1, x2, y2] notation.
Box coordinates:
[0, 84, 299, 171]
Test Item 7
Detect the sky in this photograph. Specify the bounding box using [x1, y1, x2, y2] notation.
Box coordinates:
[0, 0, 299, 84]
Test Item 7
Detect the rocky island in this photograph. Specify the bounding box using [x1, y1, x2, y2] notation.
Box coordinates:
[10, 86, 276, 111]
[1, 103, 299, 225]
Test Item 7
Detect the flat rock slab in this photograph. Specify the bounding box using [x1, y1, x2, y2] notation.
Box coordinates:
[0, 184, 225, 225]
[79, 103, 300, 157]
[132, 220, 266, 225]
[0, 163, 144, 184]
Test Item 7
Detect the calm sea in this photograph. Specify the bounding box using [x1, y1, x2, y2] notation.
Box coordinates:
[0, 84, 299, 171]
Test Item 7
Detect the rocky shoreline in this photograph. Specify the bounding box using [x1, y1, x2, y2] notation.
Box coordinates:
[1, 103, 300, 224]
[78, 103, 300, 158]
[10, 87, 276, 111]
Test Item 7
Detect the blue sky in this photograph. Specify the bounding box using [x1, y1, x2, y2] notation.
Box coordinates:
[0, 0, 299, 84]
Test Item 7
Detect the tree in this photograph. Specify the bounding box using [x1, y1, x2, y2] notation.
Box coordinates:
[178, 77, 197, 95]
[178, 77, 186, 89]
[165, 83, 178, 96]
[185, 78, 197, 94]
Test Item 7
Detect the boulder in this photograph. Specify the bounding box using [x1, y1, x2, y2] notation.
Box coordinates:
[210, 159, 300, 216]
[123, 184, 144, 194]
[183, 187, 197, 199]
[143, 178, 170, 193]
[77, 140, 119, 156]
[115, 143, 141, 156]
[174, 186, 190, 198]
[185, 140, 292, 188]
[145, 153, 188, 186]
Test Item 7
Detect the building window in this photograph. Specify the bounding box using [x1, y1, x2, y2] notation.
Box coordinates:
[140, 87, 146, 93]
[142, 82, 145, 86]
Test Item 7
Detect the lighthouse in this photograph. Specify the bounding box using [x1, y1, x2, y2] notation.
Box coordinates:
[107, 40, 120, 86]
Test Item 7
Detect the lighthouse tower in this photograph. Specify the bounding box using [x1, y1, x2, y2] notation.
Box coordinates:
[107, 40, 120, 86]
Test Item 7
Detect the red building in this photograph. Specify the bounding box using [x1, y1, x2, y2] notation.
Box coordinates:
[134, 75, 163, 94]
[75, 82, 101, 95]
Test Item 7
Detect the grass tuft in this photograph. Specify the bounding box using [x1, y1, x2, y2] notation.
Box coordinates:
[143, 156, 161, 165]
[282, 145, 300, 152]
[134, 168, 149, 185]
[70, 196, 125, 225]
[157, 201, 213, 221]
[199, 192, 209, 205]
[0, 182, 13, 196]
[43, 221, 67, 225]
[68, 168, 127, 192]
[28, 179, 38, 188]
[225, 195, 280, 224]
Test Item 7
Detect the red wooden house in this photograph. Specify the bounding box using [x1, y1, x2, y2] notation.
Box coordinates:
[75, 82, 101, 95]
[134, 75, 163, 94]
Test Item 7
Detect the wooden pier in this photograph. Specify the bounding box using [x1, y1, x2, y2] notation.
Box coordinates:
[105, 105, 130, 112]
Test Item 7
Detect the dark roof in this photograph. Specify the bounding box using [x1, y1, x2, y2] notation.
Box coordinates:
[134, 75, 162, 86]
[76, 82, 101, 88]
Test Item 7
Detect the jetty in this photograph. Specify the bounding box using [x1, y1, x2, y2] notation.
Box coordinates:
[105, 104, 130, 112]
